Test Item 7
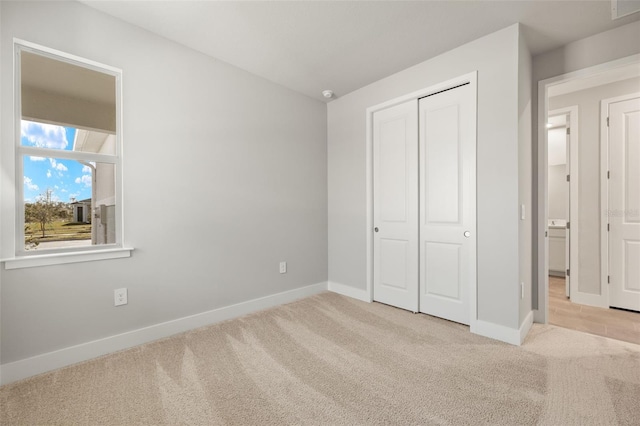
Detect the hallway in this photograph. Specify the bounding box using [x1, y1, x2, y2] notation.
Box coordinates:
[549, 276, 640, 345]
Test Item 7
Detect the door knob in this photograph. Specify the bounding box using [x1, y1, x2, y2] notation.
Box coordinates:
[464, 231, 471, 238]
[374, 227, 379, 232]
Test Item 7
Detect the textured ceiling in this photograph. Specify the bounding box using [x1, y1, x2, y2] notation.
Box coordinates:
[82, 1, 640, 102]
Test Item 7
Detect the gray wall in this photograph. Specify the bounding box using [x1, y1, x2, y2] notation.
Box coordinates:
[0, 1, 327, 364]
[532, 20, 640, 310]
[549, 77, 640, 296]
[328, 24, 526, 330]
[548, 164, 567, 221]
[0, 1, 3, 382]
[518, 32, 533, 326]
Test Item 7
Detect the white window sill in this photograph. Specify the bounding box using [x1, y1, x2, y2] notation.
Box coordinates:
[2, 248, 134, 270]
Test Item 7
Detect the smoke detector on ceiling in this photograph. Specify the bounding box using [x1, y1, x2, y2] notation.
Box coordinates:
[322, 90, 334, 99]
[611, 0, 640, 20]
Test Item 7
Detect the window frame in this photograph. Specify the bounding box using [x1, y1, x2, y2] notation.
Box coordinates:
[3, 39, 131, 268]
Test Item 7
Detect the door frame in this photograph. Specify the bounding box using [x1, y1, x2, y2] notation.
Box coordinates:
[535, 54, 640, 323]
[600, 92, 640, 309]
[547, 106, 579, 302]
[365, 71, 478, 327]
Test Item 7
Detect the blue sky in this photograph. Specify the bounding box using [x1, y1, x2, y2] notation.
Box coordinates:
[21, 120, 92, 203]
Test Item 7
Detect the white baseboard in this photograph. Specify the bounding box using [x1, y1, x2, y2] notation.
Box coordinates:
[519, 311, 534, 344]
[0, 281, 328, 385]
[470, 319, 522, 346]
[328, 281, 371, 302]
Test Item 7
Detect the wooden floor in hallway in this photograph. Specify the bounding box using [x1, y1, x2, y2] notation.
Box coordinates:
[549, 276, 640, 345]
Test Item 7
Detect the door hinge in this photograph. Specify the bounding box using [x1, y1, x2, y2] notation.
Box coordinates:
[566, 174, 570, 182]
[566, 127, 571, 135]
[566, 269, 570, 277]
[566, 222, 570, 229]
[606, 117, 610, 127]
[607, 223, 610, 232]
[608, 275, 610, 284]
[607, 170, 610, 179]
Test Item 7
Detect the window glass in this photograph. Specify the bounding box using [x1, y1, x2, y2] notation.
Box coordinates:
[16, 43, 122, 256]
[22, 152, 116, 251]
[20, 120, 116, 155]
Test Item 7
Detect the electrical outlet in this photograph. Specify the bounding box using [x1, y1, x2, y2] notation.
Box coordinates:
[114, 288, 128, 306]
[279, 261, 287, 274]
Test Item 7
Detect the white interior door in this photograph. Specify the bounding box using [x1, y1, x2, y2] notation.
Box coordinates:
[608, 96, 640, 312]
[373, 100, 419, 312]
[549, 106, 581, 305]
[418, 84, 475, 325]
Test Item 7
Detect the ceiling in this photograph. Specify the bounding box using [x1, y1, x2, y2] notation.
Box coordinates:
[74, 129, 115, 154]
[82, 0, 640, 102]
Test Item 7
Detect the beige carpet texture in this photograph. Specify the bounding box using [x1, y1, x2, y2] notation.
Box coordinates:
[1, 292, 639, 425]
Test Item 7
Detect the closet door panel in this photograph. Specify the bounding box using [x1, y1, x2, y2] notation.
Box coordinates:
[373, 100, 419, 312]
[419, 84, 475, 325]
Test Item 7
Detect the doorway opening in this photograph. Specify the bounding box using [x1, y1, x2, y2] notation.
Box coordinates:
[538, 55, 640, 345]
[546, 107, 577, 299]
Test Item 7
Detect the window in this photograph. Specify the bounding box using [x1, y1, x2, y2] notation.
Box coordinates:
[6, 40, 130, 268]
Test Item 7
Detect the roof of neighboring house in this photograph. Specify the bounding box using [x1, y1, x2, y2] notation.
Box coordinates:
[71, 198, 91, 205]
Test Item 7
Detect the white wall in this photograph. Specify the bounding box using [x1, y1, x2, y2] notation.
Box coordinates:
[1, 1, 327, 372]
[549, 77, 640, 296]
[532, 20, 640, 310]
[328, 24, 527, 333]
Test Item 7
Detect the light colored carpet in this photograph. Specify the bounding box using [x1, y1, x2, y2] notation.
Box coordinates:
[1, 292, 639, 425]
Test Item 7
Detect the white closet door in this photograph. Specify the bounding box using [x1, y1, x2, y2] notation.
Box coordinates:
[419, 84, 475, 325]
[609, 97, 640, 312]
[373, 100, 419, 312]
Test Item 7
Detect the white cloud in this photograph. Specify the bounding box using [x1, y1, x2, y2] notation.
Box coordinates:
[82, 165, 92, 173]
[46, 170, 52, 178]
[24, 176, 39, 191]
[21, 121, 68, 150]
[30, 156, 46, 162]
[75, 175, 92, 187]
[47, 159, 67, 177]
